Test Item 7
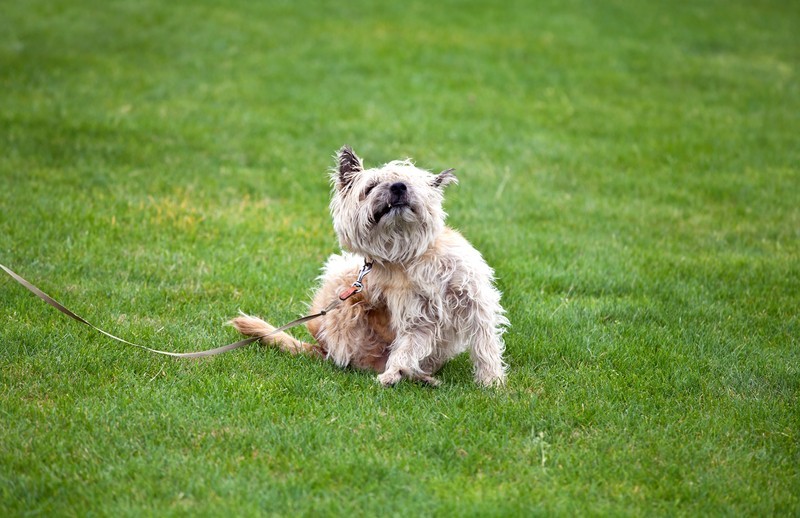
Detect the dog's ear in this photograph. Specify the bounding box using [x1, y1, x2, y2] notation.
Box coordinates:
[335, 145, 364, 189]
[432, 168, 458, 189]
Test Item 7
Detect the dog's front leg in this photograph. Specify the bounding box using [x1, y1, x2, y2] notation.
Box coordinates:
[377, 331, 438, 387]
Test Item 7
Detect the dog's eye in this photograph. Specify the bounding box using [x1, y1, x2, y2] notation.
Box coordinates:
[363, 182, 379, 198]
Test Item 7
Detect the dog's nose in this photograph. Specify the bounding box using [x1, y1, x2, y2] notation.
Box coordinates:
[390, 182, 407, 196]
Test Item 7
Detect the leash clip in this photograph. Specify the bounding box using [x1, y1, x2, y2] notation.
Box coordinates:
[355, 259, 373, 286]
[339, 259, 373, 301]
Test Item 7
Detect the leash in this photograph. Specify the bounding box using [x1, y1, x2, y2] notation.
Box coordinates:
[0, 260, 372, 358]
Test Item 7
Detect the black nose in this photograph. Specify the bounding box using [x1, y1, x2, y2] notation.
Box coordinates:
[390, 182, 407, 196]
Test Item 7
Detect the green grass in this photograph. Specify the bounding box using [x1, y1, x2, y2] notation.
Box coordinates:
[1, 0, 798, 515]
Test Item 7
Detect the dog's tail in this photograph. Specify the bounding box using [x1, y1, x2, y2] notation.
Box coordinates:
[229, 312, 323, 357]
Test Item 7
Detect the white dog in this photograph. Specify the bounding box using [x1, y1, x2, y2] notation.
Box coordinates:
[232, 146, 508, 386]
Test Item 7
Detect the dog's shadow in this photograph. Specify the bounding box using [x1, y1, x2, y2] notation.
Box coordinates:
[435, 355, 474, 387]
[260, 335, 477, 388]
[313, 353, 474, 388]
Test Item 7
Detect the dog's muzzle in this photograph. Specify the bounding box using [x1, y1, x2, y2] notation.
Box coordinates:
[389, 182, 408, 206]
[373, 182, 411, 224]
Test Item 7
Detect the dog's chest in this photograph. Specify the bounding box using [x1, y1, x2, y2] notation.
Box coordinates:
[367, 264, 449, 324]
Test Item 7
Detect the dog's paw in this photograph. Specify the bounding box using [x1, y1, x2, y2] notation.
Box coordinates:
[416, 374, 441, 387]
[377, 370, 403, 387]
[476, 372, 506, 388]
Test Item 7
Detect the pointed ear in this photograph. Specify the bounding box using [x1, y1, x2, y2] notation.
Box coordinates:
[335, 145, 363, 189]
[432, 168, 458, 189]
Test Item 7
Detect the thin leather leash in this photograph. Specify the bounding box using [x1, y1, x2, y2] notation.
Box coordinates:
[0, 260, 372, 358]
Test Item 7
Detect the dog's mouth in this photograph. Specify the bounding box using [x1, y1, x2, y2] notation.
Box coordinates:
[373, 202, 411, 225]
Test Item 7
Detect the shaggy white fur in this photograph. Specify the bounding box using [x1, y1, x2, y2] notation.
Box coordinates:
[231, 146, 508, 387]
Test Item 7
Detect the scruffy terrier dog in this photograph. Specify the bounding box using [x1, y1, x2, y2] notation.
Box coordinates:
[231, 146, 508, 386]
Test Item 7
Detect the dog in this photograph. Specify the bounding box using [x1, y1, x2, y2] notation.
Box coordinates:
[231, 146, 508, 386]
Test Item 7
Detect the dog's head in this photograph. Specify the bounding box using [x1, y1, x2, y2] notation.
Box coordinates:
[329, 146, 457, 263]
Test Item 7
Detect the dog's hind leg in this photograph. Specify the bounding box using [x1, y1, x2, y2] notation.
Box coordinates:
[229, 313, 324, 357]
[469, 325, 507, 387]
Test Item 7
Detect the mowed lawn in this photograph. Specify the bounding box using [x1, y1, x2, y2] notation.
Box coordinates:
[1, 0, 798, 515]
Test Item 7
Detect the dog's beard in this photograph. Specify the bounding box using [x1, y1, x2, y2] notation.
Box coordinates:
[370, 223, 436, 263]
[334, 199, 440, 264]
[365, 201, 432, 262]
[371, 201, 414, 227]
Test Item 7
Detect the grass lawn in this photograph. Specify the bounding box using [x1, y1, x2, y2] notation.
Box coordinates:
[1, 0, 798, 515]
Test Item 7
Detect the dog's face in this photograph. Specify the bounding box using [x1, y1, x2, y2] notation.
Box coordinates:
[329, 146, 457, 263]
